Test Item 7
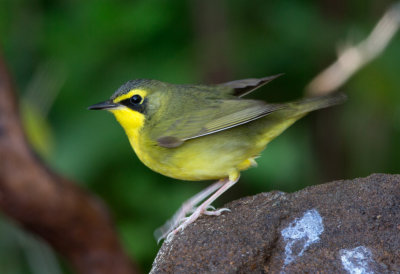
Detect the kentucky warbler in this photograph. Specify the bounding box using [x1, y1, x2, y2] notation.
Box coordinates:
[88, 74, 346, 241]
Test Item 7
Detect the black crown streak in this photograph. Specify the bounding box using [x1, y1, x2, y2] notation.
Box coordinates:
[119, 98, 147, 114]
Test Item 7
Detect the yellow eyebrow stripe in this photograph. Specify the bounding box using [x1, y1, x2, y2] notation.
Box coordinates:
[113, 89, 148, 103]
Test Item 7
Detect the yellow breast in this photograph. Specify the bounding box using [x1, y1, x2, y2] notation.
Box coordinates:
[109, 107, 248, 180]
[110, 107, 148, 158]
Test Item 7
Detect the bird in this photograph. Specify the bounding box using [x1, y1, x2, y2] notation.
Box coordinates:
[88, 74, 346, 241]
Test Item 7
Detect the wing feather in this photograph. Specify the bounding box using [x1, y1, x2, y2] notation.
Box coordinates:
[219, 74, 283, 97]
[153, 99, 284, 148]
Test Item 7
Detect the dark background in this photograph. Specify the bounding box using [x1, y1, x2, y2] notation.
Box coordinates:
[1, 0, 399, 272]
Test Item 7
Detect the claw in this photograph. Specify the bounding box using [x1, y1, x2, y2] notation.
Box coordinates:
[206, 205, 216, 211]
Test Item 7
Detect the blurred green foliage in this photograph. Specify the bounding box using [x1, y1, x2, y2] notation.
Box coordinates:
[1, 0, 399, 272]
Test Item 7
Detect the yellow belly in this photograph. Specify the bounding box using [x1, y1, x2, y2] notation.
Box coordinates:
[132, 137, 257, 181]
[113, 106, 301, 181]
[131, 125, 272, 181]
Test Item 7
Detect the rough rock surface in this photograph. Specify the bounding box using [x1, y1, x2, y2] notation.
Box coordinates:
[151, 174, 400, 273]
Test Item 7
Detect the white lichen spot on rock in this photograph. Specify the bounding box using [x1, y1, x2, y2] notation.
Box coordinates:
[340, 246, 374, 274]
[281, 209, 324, 266]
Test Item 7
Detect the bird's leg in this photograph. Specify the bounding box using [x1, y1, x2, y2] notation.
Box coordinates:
[168, 174, 240, 240]
[154, 179, 226, 242]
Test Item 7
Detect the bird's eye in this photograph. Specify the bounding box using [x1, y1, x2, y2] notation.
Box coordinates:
[130, 95, 142, 104]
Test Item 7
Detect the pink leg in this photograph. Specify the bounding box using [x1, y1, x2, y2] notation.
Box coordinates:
[167, 175, 240, 241]
[154, 179, 226, 242]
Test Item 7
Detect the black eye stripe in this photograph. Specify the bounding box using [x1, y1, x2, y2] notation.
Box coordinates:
[119, 97, 147, 114]
[119, 95, 143, 106]
[119, 98, 131, 105]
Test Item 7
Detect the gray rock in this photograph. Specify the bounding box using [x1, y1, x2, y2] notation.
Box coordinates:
[151, 174, 400, 273]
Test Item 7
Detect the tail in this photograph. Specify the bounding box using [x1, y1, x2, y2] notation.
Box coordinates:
[287, 92, 347, 116]
[259, 92, 346, 146]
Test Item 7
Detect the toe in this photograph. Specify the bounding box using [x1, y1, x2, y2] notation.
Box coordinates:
[203, 207, 231, 216]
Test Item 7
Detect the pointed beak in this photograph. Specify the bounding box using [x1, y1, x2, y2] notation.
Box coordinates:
[87, 100, 119, 110]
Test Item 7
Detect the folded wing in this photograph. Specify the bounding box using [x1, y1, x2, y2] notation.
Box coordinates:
[154, 99, 284, 148]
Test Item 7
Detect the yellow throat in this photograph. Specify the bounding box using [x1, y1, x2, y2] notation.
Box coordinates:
[109, 89, 147, 149]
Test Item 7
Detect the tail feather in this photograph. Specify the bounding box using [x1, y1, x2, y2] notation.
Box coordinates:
[288, 92, 347, 116]
[259, 92, 346, 144]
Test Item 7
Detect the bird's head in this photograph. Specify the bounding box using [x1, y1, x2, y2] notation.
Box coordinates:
[88, 79, 165, 135]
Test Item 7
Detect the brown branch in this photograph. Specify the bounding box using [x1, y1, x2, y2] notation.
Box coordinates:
[0, 52, 137, 274]
[306, 2, 400, 95]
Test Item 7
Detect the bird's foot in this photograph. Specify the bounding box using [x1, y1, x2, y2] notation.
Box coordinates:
[158, 205, 219, 243]
[161, 174, 240, 242]
[154, 181, 225, 242]
[203, 207, 230, 216]
[188, 205, 216, 214]
[166, 205, 230, 241]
